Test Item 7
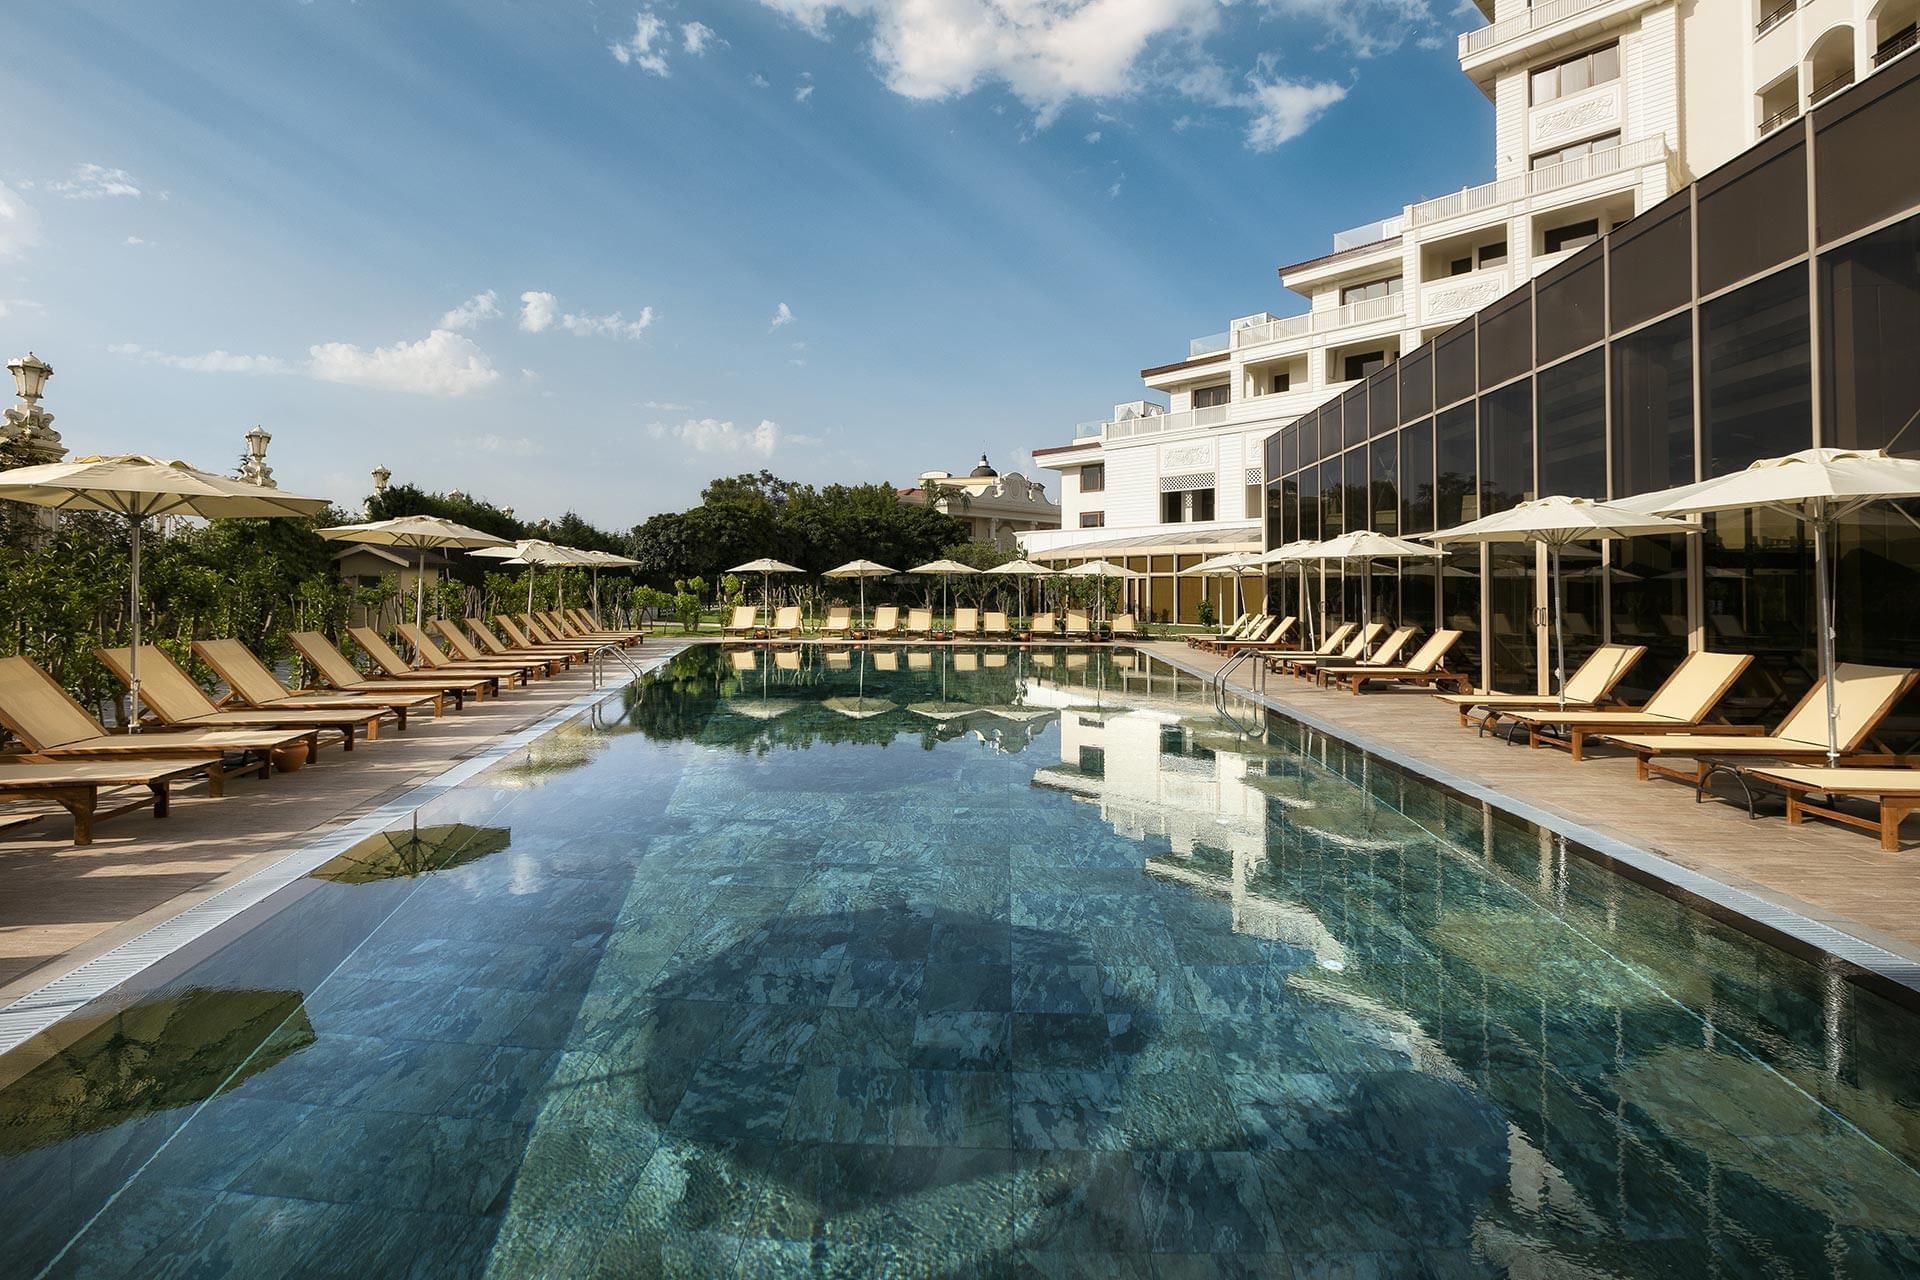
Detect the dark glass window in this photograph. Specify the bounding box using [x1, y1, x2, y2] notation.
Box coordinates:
[1271, 371, 1291, 392]
[1436, 404, 1477, 527]
[1544, 219, 1602, 254]
[1821, 211, 1920, 454]
[1079, 463, 1105, 493]
[1299, 461, 1322, 542]
[1402, 418, 1436, 535]
[1480, 241, 1509, 267]
[1342, 384, 1368, 447]
[1344, 448, 1369, 538]
[1478, 289, 1533, 389]
[1344, 352, 1389, 383]
[1536, 254, 1605, 362]
[1610, 191, 1692, 331]
[1192, 384, 1230, 409]
[1368, 370, 1397, 436]
[1815, 60, 1920, 244]
[1299, 409, 1323, 468]
[1697, 130, 1806, 295]
[1450, 257, 1473, 277]
[1320, 458, 1344, 538]
[1436, 323, 1477, 409]
[1538, 350, 1606, 497]
[1079, 511, 1104, 528]
[1369, 435, 1399, 535]
[1279, 424, 1298, 478]
[1273, 477, 1299, 547]
[1400, 348, 1434, 422]
[1701, 265, 1813, 475]
[1612, 312, 1696, 497]
[1480, 379, 1535, 515]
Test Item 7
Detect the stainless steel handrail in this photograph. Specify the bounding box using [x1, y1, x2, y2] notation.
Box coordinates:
[591, 643, 649, 688]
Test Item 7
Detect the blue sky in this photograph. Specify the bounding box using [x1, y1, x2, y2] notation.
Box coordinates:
[1, 0, 1490, 527]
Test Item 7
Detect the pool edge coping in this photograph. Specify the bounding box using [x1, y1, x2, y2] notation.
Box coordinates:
[0, 645, 688, 1059]
[1148, 644, 1920, 997]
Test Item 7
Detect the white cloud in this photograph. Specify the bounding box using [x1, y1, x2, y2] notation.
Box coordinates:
[0, 298, 40, 319]
[441, 289, 501, 330]
[519, 290, 558, 333]
[109, 342, 290, 375]
[308, 329, 500, 397]
[794, 81, 815, 103]
[471, 433, 542, 455]
[682, 20, 719, 53]
[0, 181, 40, 258]
[1084, 130, 1102, 143]
[1107, 172, 1126, 198]
[561, 306, 657, 339]
[641, 399, 695, 411]
[1242, 77, 1347, 150]
[751, 72, 771, 87]
[609, 11, 671, 74]
[124, 235, 151, 247]
[648, 417, 805, 458]
[770, 302, 796, 330]
[49, 163, 142, 200]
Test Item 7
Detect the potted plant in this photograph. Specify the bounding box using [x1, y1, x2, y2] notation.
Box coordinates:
[271, 739, 311, 772]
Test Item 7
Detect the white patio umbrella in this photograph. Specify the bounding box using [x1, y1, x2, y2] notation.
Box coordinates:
[1622, 447, 1920, 764]
[908, 558, 979, 622]
[0, 454, 331, 731]
[987, 559, 1055, 622]
[1261, 540, 1328, 644]
[471, 539, 597, 614]
[1426, 497, 1698, 708]
[317, 514, 509, 630]
[1305, 531, 1444, 652]
[822, 559, 897, 626]
[575, 548, 641, 624]
[1057, 559, 1145, 624]
[729, 558, 804, 627]
[1180, 551, 1264, 625]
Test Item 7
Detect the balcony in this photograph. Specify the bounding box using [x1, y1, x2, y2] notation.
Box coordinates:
[1408, 136, 1669, 228]
[1231, 292, 1407, 351]
[1808, 67, 1856, 104]
[1459, 0, 1612, 58]
[1330, 215, 1407, 252]
[1755, 0, 1794, 38]
[1758, 104, 1799, 135]
[1188, 332, 1230, 359]
[1879, 27, 1919, 67]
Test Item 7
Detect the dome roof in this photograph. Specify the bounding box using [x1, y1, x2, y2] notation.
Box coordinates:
[968, 453, 998, 478]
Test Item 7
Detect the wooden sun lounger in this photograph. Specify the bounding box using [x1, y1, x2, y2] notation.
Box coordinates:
[1189, 614, 1253, 649]
[1253, 623, 1356, 670]
[194, 638, 442, 723]
[1289, 624, 1407, 679]
[1031, 612, 1058, 638]
[97, 646, 379, 748]
[1319, 630, 1467, 694]
[517, 614, 585, 650]
[1212, 617, 1291, 653]
[1436, 644, 1647, 729]
[397, 624, 555, 681]
[440, 619, 574, 667]
[905, 608, 935, 638]
[555, 608, 642, 645]
[819, 607, 853, 637]
[1110, 613, 1140, 639]
[289, 631, 491, 705]
[1269, 623, 1376, 675]
[491, 615, 575, 663]
[464, 617, 573, 666]
[352, 627, 530, 689]
[0, 756, 224, 845]
[1742, 766, 1920, 850]
[721, 605, 759, 638]
[870, 606, 901, 637]
[1502, 651, 1754, 761]
[0, 654, 297, 792]
[953, 608, 979, 636]
[983, 612, 1011, 637]
[769, 606, 804, 638]
[1064, 611, 1093, 640]
[1601, 663, 1919, 787]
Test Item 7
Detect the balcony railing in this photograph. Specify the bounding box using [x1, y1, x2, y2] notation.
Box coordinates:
[1875, 27, 1917, 67]
[1459, 0, 1611, 58]
[1408, 136, 1668, 227]
[1755, 0, 1795, 37]
[1808, 67, 1855, 104]
[1231, 292, 1406, 350]
[1758, 104, 1799, 135]
[1329, 215, 1407, 252]
[1188, 332, 1230, 359]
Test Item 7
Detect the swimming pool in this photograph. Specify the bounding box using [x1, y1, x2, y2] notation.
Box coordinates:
[3, 643, 1918, 1277]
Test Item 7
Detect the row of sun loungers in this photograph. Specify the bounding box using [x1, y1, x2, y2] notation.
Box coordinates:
[0, 608, 643, 845]
[724, 605, 1142, 641]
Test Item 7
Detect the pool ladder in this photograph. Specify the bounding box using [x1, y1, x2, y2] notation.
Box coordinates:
[590, 643, 649, 688]
[1211, 649, 1266, 738]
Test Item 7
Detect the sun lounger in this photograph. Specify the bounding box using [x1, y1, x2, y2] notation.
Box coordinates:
[0, 655, 301, 792]
[565, 608, 644, 645]
[1601, 663, 1919, 786]
[1253, 623, 1356, 669]
[473, 616, 586, 660]
[722, 605, 759, 638]
[983, 612, 1010, 637]
[513, 614, 579, 649]
[1064, 611, 1093, 640]
[491, 615, 571, 662]
[1031, 612, 1058, 638]
[0, 756, 225, 845]
[97, 646, 382, 748]
[870, 606, 901, 637]
[352, 627, 530, 689]
[1741, 765, 1920, 850]
[1502, 651, 1755, 760]
[290, 631, 492, 705]
[1436, 644, 1648, 728]
[905, 608, 936, 637]
[398, 623, 556, 681]
[1110, 613, 1140, 639]
[1319, 630, 1467, 694]
[954, 608, 979, 636]
[465, 617, 571, 667]
[769, 606, 803, 638]
[820, 607, 853, 637]
[1269, 623, 1376, 675]
[1189, 614, 1253, 649]
[195, 638, 442, 723]
[1290, 624, 1407, 678]
[435, 620, 575, 670]
[1212, 617, 1289, 653]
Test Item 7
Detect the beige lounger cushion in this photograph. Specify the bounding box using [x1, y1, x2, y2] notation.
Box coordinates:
[1509, 651, 1752, 729]
[1605, 663, 1916, 755]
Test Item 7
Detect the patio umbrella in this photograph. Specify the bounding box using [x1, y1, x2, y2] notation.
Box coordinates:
[1261, 540, 1327, 643]
[1305, 531, 1442, 650]
[1620, 446, 1920, 764]
[730, 557, 805, 627]
[1425, 496, 1698, 708]
[987, 558, 1054, 622]
[822, 559, 898, 626]
[1180, 551, 1264, 625]
[1057, 559, 1145, 623]
[575, 548, 641, 624]
[0, 454, 330, 731]
[316, 514, 509, 630]
[908, 558, 979, 622]
[310, 821, 513, 883]
[472, 539, 596, 615]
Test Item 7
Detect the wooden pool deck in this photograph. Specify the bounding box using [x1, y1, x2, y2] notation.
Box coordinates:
[1146, 640, 1920, 975]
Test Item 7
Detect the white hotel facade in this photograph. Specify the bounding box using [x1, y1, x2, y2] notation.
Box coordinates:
[1019, 0, 1920, 624]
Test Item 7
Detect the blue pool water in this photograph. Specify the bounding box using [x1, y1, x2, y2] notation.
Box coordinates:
[2, 643, 1919, 1278]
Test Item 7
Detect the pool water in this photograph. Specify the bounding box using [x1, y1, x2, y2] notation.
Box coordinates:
[3, 643, 1919, 1278]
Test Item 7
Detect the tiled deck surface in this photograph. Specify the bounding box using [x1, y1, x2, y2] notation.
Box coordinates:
[1147, 640, 1920, 970]
[0, 641, 682, 1004]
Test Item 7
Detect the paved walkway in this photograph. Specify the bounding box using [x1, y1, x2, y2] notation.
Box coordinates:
[1147, 640, 1920, 972]
[0, 642, 682, 1005]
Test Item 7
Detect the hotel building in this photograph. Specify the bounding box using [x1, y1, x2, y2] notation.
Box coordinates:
[896, 455, 1060, 549]
[1021, 0, 1920, 673]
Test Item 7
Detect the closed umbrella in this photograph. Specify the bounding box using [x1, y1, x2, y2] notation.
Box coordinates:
[987, 559, 1055, 624]
[0, 455, 330, 730]
[908, 558, 979, 624]
[822, 559, 898, 627]
[1620, 447, 1920, 764]
[317, 514, 509, 630]
[1426, 496, 1698, 707]
[729, 558, 804, 628]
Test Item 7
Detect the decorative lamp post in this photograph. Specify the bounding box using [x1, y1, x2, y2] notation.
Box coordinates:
[3, 351, 64, 461]
[239, 425, 276, 488]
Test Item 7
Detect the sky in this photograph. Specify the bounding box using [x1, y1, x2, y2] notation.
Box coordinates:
[0, 0, 1491, 529]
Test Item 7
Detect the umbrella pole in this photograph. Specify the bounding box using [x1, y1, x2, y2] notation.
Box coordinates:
[1815, 512, 1839, 766]
[128, 515, 143, 734]
[527, 566, 535, 616]
[1552, 542, 1568, 711]
[415, 550, 426, 630]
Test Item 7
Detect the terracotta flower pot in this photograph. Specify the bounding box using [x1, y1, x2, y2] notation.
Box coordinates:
[271, 740, 310, 773]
